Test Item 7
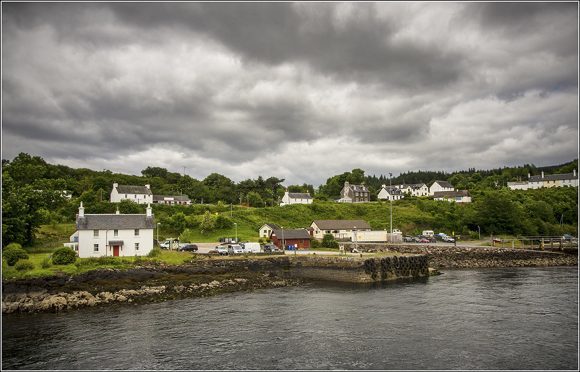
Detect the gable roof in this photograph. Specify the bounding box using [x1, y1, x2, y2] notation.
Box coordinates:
[380, 186, 403, 195]
[431, 180, 453, 189]
[346, 184, 369, 192]
[77, 214, 155, 230]
[115, 185, 152, 195]
[153, 195, 191, 202]
[312, 219, 371, 230]
[529, 172, 577, 182]
[288, 192, 312, 199]
[271, 228, 311, 239]
[260, 223, 280, 230]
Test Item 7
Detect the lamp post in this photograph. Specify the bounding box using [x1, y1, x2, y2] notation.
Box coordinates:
[389, 172, 393, 243]
[156, 222, 161, 246]
[234, 223, 238, 243]
[281, 226, 285, 252]
[477, 225, 481, 241]
[354, 226, 357, 254]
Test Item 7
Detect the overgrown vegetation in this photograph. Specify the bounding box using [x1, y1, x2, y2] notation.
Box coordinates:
[51, 247, 77, 265]
[2, 243, 29, 266]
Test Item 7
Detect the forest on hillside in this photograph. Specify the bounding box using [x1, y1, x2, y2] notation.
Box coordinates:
[2, 153, 578, 246]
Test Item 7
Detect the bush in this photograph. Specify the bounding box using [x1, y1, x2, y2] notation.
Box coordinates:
[41, 256, 51, 268]
[310, 239, 321, 248]
[51, 247, 77, 265]
[15, 260, 35, 271]
[2, 243, 29, 266]
[321, 234, 339, 248]
[148, 246, 161, 258]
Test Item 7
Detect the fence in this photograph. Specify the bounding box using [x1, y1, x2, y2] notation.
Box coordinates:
[491, 236, 577, 251]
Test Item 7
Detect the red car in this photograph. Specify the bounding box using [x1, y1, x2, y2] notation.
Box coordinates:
[418, 238, 430, 243]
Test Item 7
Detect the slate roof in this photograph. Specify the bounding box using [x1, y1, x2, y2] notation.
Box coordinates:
[405, 183, 427, 189]
[288, 193, 312, 199]
[77, 214, 155, 230]
[271, 228, 311, 239]
[433, 190, 470, 198]
[264, 223, 280, 230]
[312, 219, 371, 230]
[529, 173, 577, 182]
[381, 186, 403, 195]
[116, 185, 152, 195]
[347, 184, 369, 192]
[432, 180, 454, 189]
[153, 195, 191, 202]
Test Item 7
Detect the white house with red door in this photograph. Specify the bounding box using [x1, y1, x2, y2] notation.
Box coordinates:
[73, 202, 155, 258]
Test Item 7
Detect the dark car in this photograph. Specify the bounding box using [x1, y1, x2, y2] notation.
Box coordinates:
[403, 236, 414, 243]
[179, 244, 198, 252]
[263, 244, 280, 253]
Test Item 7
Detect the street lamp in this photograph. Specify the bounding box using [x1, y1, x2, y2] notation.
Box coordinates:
[389, 172, 393, 243]
[156, 223, 161, 246]
[234, 223, 238, 243]
[477, 225, 481, 241]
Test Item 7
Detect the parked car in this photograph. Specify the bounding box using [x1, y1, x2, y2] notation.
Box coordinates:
[179, 244, 198, 252]
[562, 234, 576, 241]
[263, 244, 280, 253]
[227, 244, 244, 254]
[418, 238, 430, 243]
[213, 245, 229, 255]
[403, 236, 414, 243]
[442, 236, 455, 243]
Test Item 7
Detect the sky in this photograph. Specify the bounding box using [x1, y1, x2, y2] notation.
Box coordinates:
[2, 2, 578, 186]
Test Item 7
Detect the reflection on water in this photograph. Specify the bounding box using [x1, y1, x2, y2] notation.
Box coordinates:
[2, 267, 578, 370]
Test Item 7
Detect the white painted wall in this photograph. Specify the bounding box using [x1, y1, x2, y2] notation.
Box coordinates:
[77, 228, 154, 258]
[429, 182, 454, 196]
[280, 192, 313, 206]
[110, 185, 153, 204]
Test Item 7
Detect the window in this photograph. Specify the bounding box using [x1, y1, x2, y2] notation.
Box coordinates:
[94, 244, 99, 252]
[93, 230, 99, 237]
[135, 243, 139, 251]
[134, 229, 140, 236]
[114, 229, 118, 237]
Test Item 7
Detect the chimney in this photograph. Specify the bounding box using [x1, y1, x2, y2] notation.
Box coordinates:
[381, 184, 386, 189]
[344, 181, 350, 188]
[113, 182, 118, 189]
[79, 202, 84, 218]
[541, 171, 544, 178]
[146, 203, 152, 217]
[145, 184, 150, 190]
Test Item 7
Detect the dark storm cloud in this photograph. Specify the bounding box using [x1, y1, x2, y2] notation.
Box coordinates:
[2, 2, 577, 185]
[108, 2, 465, 90]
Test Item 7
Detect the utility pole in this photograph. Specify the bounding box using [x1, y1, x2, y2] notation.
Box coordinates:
[389, 172, 393, 243]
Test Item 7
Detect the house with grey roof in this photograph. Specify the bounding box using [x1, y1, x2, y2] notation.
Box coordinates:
[71, 202, 155, 258]
[270, 228, 311, 249]
[338, 182, 370, 203]
[110, 183, 153, 204]
[153, 194, 191, 205]
[258, 223, 281, 238]
[507, 170, 578, 190]
[280, 190, 313, 206]
[377, 185, 405, 201]
[310, 219, 371, 239]
[429, 180, 454, 196]
[396, 183, 429, 197]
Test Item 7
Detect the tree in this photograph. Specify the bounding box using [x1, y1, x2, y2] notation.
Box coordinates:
[247, 192, 264, 207]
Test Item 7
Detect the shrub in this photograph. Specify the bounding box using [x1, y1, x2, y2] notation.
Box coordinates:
[15, 260, 35, 271]
[310, 239, 321, 248]
[148, 246, 161, 258]
[2, 243, 29, 266]
[41, 256, 51, 268]
[321, 234, 339, 248]
[51, 247, 77, 265]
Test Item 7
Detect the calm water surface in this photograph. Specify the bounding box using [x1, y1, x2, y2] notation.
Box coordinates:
[2, 267, 578, 370]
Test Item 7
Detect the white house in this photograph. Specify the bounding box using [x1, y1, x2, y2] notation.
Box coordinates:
[507, 181, 530, 190]
[258, 223, 280, 238]
[310, 220, 371, 240]
[153, 195, 191, 205]
[71, 202, 155, 258]
[433, 190, 472, 203]
[377, 185, 405, 201]
[280, 190, 313, 206]
[429, 180, 454, 196]
[396, 183, 429, 197]
[110, 183, 153, 204]
[507, 170, 578, 190]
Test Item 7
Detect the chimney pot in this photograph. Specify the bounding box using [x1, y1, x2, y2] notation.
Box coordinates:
[146, 203, 152, 217]
[145, 184, 150, 189]
[79, 202, 85, 218]
[541, 171, 544, 178]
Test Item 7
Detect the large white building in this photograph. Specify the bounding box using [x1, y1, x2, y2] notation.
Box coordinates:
[429, 180, 454, 196]
[396, 183, 429, 197]
[310, 220, 371, 240]
[69, 202, 155, 258]
[110, 183, 153, 204]
[280, 191, 313, 206]
[433, 190, 472, 203]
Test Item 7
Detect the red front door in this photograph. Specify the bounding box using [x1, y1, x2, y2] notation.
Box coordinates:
[113, 246, 120, 257]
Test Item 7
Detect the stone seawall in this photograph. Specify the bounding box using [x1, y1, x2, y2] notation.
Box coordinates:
[343, 243, 578, 269]
[286, 255, 430, 283]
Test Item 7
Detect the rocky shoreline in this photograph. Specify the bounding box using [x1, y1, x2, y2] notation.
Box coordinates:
[3, 247, 577, 314]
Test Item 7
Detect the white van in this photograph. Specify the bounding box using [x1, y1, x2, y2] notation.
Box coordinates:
[242, 242, 261, 253]
[422, 230, 435, 237]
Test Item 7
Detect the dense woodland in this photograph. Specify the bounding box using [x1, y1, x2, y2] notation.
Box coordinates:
[2, 153, 578, 246]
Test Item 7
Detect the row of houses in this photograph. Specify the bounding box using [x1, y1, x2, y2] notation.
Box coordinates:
[110, 183, 192, 205]
[259, 219, 402, 250]
[507, 170, 578, 190]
